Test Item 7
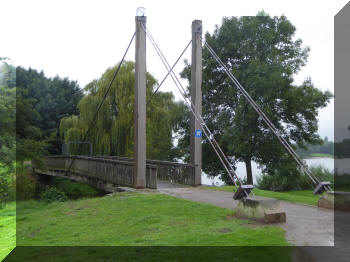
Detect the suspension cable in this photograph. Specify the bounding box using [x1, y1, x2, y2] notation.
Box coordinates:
[144, 26, 239, 187]
[143, 24, 242, 188]
[121, 39, 193, 145]
[146, 39, 192, 105]
[66, 32, 136, 175]
[202, 38, 323, 187]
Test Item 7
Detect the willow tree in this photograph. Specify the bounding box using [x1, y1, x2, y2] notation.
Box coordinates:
[60, 61, 180, 160]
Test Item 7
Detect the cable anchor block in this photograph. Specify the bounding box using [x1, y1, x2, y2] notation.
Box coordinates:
[233, 184, 254, 200]
[313, 181, 332, 195]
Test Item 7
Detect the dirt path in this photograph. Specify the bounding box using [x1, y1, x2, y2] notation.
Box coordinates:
[156, 180, 334, 247]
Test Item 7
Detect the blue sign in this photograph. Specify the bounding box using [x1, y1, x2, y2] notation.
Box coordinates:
[195, 129, 202, 138]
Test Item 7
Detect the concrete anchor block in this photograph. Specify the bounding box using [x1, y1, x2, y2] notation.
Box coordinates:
[319, 191, 350, 211]
[318, 192, 334, 209]
[235, 197, 286, 223]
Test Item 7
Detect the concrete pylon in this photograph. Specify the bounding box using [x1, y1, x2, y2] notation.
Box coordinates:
[134, 16, 147, 188]
[190, 20, 202, 185]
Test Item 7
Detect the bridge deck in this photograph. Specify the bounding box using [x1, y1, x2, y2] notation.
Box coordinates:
[36, 155, 196, 192]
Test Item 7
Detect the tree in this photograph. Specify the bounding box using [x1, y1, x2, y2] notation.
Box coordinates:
[16, 66, 83, 154]
[0, 64, 16, 167]
[0, 63, 16, 203]
[60, 61, 183, 161]
[180, 13, 333, 185]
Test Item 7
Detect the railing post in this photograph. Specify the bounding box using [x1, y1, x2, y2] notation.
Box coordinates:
[134, 15, 147, 188]
[190, 20, 202, 186]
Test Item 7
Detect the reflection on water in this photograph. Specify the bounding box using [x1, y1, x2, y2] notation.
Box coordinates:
[201, 157, 342, 186]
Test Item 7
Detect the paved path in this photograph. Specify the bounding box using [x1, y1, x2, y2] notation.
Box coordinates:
[156, 180, 334, 247]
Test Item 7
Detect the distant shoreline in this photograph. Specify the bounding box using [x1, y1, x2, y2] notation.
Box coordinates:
[306, 153, 334, 159]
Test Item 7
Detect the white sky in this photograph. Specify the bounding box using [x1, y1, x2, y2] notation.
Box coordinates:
[1, 0, 348, 141]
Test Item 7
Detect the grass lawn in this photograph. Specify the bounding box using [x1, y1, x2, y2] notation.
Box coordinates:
[202, 186, 319, 206]
[16, 192, 288, 247]
[0, 202, 16, 261]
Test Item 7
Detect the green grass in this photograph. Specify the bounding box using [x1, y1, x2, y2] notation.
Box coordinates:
[202, 186, 319, 206]
[6, 246, 292, 262]
[16, 192, 288, 247]
[0, 202, 16, 261]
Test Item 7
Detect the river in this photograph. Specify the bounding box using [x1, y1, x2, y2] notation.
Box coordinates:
[201, 157, 342, 186]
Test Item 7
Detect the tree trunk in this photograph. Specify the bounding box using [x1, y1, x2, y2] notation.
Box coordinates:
[245, 158, 253, 185]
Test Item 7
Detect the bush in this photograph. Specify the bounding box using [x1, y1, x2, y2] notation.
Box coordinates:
[16, 162, 38, 200]
[256, 172, 310, 191]
[0, 163, 16, 206]
[40, 187, 68, 203]
[310, 166, 334, 187]
[335, 174, 350, 191]
[257, 164, 334, 192]
[53, 178, 100, 199]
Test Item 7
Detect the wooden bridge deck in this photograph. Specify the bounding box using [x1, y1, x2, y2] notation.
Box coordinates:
[35, 155, 196, 192]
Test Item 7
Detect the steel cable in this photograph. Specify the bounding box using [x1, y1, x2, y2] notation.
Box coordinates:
[65, 32, 136, 175]
[202, 38, 324, 187]
[143, 24, 242, 188]
[121, 39, 193, 145]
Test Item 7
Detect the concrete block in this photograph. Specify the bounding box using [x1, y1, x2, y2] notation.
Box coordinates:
[319, 191, 350, 211]
[235, 197, 286, 223]
[318, 192, 334, 209]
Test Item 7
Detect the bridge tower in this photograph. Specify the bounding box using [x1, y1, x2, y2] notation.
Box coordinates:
[134, 14, 147, 188]
[190, 20, 202, 185]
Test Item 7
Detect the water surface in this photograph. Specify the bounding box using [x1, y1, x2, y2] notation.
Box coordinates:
[201, 157, 338, 186]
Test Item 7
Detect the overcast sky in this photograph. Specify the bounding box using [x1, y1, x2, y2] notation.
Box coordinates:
[1, 0, 348, 141]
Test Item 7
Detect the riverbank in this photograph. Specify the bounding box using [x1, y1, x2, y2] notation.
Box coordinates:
[309, 153, 333, 158]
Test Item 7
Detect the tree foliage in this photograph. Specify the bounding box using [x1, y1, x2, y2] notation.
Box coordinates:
[0, 59, 89, 201]
[60, 61, 182, 161]
[0, 63, 16, 203]
[0, 64, 16, 167]
[179, 14, 333, 185]
[16, 66, 83, 154]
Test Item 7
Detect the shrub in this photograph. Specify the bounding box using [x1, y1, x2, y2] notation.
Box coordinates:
[53, 178, 100, 199]
[0, 163, 16, 207]
[335, 174, 350, 191]
[257, 164, 334, 192]
[16, 162, 38, 200]
[40, 187, 68, 203]
[310, 166, 334, 188]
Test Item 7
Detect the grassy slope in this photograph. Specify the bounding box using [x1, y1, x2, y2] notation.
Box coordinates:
[0, 202, 16, 261]
[202, 186, 319, 206]
[16, 193, 288, 247]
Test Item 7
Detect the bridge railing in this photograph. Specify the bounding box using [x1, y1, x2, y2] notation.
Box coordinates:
[94, 156, 196, 186]
[43, 156, 157, 189]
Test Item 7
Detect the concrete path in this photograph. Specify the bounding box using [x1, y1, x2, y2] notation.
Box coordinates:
[156, 180, 334, 247]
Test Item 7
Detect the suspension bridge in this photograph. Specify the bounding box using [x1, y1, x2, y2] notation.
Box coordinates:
[36, 13, 331, 205]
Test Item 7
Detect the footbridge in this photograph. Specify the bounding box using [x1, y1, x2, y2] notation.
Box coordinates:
[35, 155, 195, 192]
[38, 15, 331, 198]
